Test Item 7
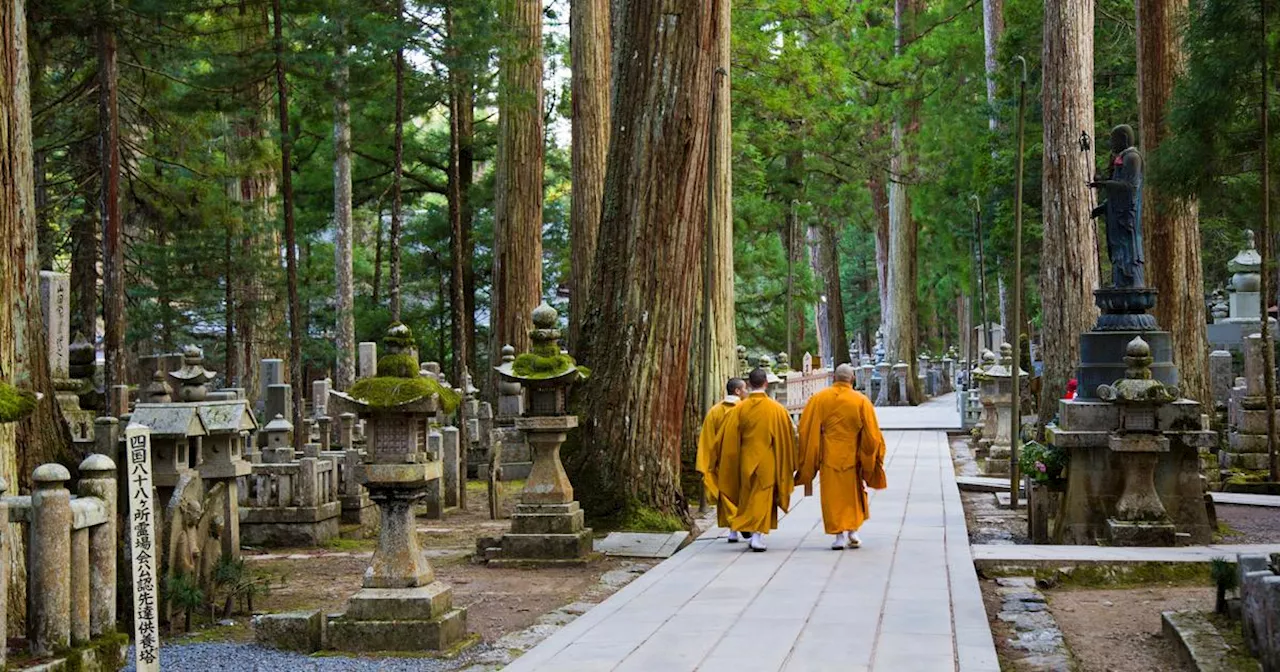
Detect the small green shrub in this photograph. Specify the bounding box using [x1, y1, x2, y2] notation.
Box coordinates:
[1019, 440, 1068, 483]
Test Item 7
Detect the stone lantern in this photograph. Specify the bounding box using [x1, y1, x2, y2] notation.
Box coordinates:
[168, 344, 216, 402]
[485, 302, 593, 563]
[981, 344, 1026, 477]
[261, 414, 293, 463]
[1096, 337, 1179, 546]
[974, 350, 998, 455]
[326, 323, 466, 652]
[736, 345, 749, 377]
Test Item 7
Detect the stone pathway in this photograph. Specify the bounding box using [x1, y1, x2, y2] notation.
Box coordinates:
[972, 542, 1280, 569]
[875, 392, 961, 430]
[503, 429, 998, 672]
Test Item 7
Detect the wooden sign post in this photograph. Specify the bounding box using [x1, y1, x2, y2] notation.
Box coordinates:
[125, 424, 160, 671]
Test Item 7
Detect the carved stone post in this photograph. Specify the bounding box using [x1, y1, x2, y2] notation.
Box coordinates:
[30, 464, 72, 655]
[79, 454, 118, 637]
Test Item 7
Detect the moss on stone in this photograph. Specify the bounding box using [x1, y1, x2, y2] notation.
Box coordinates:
[0, 379, 37, 423]
[383, 321, 416, 350]
[376, 353, 419, 378]
[349, 376, 460, 413]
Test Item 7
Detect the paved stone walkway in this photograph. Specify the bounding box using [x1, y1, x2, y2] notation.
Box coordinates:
[504, 429, 997, 672]
[972, 542, 1280, 569]
[875, 392, 961, 430]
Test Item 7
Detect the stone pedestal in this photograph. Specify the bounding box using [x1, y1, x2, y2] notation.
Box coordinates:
[327, 463, 466, 651]
[485, 416, 593, 564]
[1077, 290, 1177, 399]
[1047, 319, 1216, 546]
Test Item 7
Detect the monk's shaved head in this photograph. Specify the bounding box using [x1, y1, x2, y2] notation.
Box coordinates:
[748, 368, 769, 389]
[835, 364, 856, 382]
[726, 378, 746, 396]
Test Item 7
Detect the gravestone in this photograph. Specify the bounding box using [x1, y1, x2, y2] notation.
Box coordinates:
[265, 384, 291, 431]
[260, 359, 284, 405]
[39, 272, 70, 379]
[1209, 350, 1233, 413]
[357, 342, 377, 380]
[312, 379, 330, 419]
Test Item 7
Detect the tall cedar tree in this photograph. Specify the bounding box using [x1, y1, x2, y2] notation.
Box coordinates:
[1, 0, 72, 616]
[334, 13, 355, 390]
[389, 0, 405, 323]
[272, 0, 305, 449]
[1039, 0, 1100, 418]
[568, 0, 610, 350]
[886, 0, 923, 404]
[1137, 0, 1207, 405]
[493, 0, 544, 365]
[573, 0, 716, 521]
[98, 0, 125, 410]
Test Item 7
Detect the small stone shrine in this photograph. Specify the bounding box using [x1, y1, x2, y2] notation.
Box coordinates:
[321, 323, 467, 652]
[479, 303, 593, 564]
[1208, 231, 1276, 352]
[1224, 333, 1280, 472]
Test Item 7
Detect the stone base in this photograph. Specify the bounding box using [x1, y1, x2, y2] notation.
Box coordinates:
[326, 608, 468, 652]
[9, 635, 129, 671]
[1107, 518, 1176, 547]
[340, 493, 378, 527]
[495, 530, 594, 561]
[982, 446, 1010, 476]
[254, 610, 325, 652]
[346, 583, 453, 621]
[241, 502, 341, 547]
[510, 502, 585, 534]
[1222, 450, 1272, 471]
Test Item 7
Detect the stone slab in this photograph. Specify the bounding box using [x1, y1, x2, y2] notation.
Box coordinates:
[345, 583, 453, 621]
[973, 543, 1280, 569]
[253, 610, 324, 653]
[499, 531, 594, 561]
[594, 532, 689, 559]
[326, 608, 467, 652]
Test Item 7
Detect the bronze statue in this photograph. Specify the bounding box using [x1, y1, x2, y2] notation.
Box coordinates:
[1089, 125, 1145, 288]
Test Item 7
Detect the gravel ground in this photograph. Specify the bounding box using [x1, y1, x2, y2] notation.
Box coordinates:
[1216, 503, 1280, 544]
[124, 642, 499, 672]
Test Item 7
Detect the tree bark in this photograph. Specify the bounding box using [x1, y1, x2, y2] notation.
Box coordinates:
[886, 0, 922, 403]
[569, 0, 611, 350]
[983, 0, 1004, 131]
[272, 0, 304, 450]
[821, 222, 850, 366]
[573, 0, 716, 521]
[1136, 0, 1207, 404]
[493, 0, 544, 365]
[1039, 0, 1100, 417]
[334, 17, 355, 391]
[446, 6, 472, 385]
[389, 0, 405, 324]
[1, 0, 71, 620]
[869, 169, 890, 335]
[98, 1, 125, 410]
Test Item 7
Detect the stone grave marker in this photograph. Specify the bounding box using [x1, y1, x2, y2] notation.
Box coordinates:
[125, 424, 161, 672]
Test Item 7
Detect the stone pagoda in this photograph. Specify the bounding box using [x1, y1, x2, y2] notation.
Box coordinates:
[1208, 230, 1275, 352]
[481, 302, 593, 564]
[326, 323, 466, 651]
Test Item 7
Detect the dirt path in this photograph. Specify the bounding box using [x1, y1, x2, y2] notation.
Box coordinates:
[1048, 585, 1207, 672]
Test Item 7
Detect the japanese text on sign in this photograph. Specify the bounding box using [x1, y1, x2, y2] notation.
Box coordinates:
[125, 424, 160, 672]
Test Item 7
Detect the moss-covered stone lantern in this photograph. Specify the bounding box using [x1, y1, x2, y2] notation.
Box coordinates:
[485, 302, 593, 563]
[325, 323, 467, 652]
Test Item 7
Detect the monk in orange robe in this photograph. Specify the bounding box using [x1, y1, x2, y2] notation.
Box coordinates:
[797, 363, 887, 550]
[713, 368, 797, 552]
[697, 377, 748, 542]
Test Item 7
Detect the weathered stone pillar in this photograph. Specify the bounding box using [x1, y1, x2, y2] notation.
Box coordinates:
[357, 342, 377, 379]
[317, 416, 332, 451]
[94, 416, 119, 458]
[78, 454, 118, 638]
[339, 412, 356, 450]
[30, 464, 72, 655]
[442, 426, 460, 509]
[70, 526, 90, 644]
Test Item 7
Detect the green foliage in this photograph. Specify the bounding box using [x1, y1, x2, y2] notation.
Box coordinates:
[1019, 440, 1067, 483]
[0, 380, 37, 423]
[349, 376, 461, 413]
[164, 571, 205, 632]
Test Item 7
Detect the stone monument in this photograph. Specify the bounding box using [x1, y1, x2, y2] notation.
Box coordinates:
[480, 303, 593, 564]
[1223, 333, 1280, 472]
[1046, 139, 1216, 544]
[325, 323, 466, 651]
[1208, 231, 1276, 352]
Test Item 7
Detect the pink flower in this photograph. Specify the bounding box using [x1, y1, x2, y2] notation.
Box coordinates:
[1035, 461, 1047, 473]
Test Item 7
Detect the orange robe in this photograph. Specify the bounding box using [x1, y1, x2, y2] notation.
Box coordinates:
[696, 397, 740, 527]
[713, 392, 797, 533]
[797, 381, 887, 534]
